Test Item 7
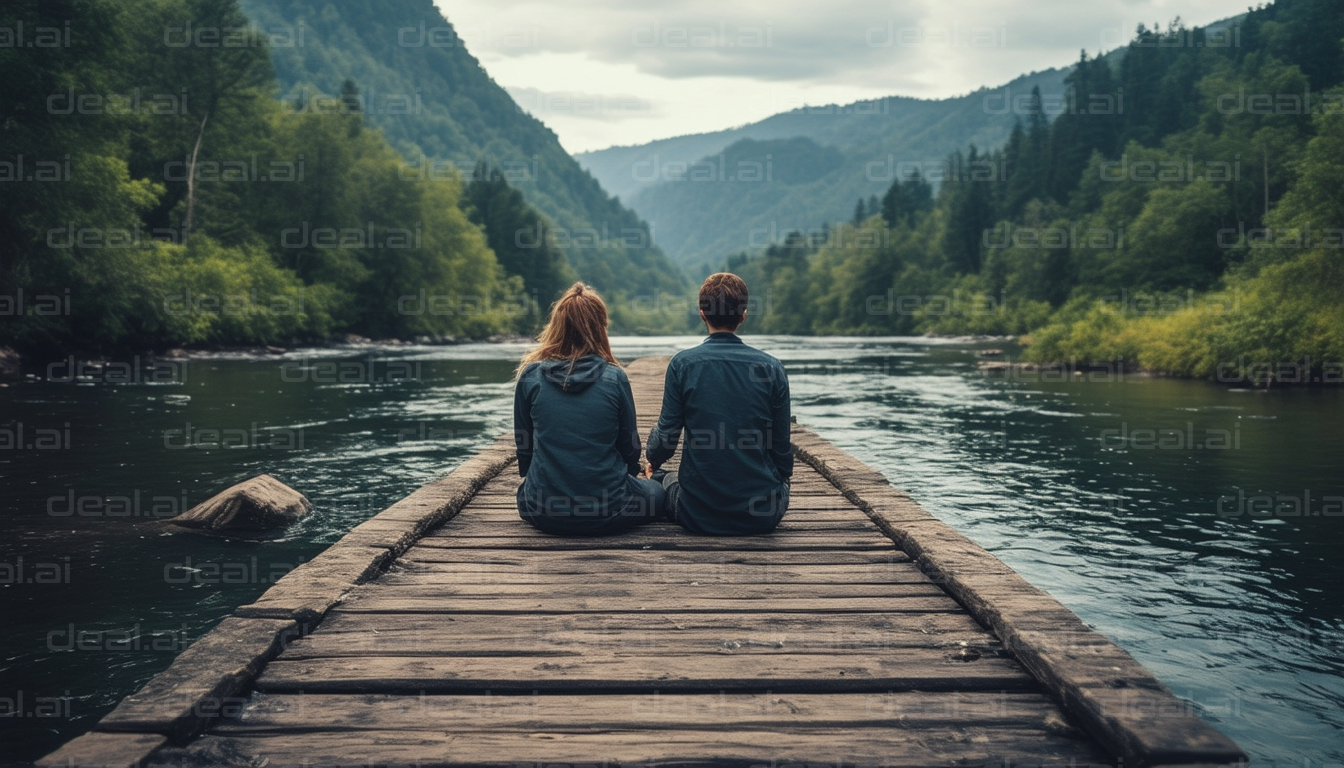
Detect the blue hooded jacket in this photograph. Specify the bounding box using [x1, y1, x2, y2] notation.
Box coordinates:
[514, 355, 644, 532]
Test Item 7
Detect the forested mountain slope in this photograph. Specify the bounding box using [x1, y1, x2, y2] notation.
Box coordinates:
[237, 0, 687, 305]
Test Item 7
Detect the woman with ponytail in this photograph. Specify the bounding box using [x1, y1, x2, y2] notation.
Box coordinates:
[513, 282, 665, 534]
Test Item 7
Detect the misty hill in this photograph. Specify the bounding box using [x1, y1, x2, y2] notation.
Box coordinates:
[578, 68, 1075, 270]
[236, 0, 686, 301]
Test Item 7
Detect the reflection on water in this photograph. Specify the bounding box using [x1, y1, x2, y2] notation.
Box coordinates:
[1, 336, 1341, 764]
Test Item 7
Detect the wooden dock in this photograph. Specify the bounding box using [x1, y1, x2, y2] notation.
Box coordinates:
[38, 357, 1245, 767]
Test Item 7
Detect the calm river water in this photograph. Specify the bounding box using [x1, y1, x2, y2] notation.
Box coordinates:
[1, 336, 1341, 764]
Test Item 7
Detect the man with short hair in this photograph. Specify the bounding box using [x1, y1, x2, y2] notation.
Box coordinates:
[646, 273, 792, 535]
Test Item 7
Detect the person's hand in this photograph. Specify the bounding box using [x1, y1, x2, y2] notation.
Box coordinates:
[643, 463, 654, 479]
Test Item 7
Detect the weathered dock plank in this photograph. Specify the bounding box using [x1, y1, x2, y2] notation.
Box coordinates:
[327, 595, 964, 615]
[271, 611, 997, 656]
[179, 728, 1099, 768]
[33, 732, 167, 768]
[39, 356, 1243, 768]
[94, 616, 300, 742]
[210, 691, 1070, 731]
[252, 653, 1039, 694]
[380, 562, 933, 583]
[183, 692, 1099, 767]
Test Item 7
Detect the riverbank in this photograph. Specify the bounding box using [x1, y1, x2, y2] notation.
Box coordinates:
[0, 333, 537, 382]
[976, 358, 1343, 388]
[6, 319, 1341, 390]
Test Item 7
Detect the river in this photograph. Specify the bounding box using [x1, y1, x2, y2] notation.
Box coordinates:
[1, 336, 1341, 764]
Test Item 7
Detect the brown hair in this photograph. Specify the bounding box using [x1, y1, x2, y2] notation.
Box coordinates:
[517, 282, 619, 376]
[699, 272, 749, 330]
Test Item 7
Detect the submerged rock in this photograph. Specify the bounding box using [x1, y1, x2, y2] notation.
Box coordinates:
[171, 474, 312, 533]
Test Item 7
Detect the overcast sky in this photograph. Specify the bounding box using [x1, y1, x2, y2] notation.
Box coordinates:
[432, 0, 1252, 154]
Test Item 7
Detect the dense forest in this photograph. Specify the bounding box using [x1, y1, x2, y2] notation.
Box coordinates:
[725, 0, 1343, 381]
[4, 0, 1341, 382]
[0, 0, 686, 357]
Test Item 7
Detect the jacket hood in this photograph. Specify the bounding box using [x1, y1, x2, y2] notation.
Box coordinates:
[537, 355, 608, 393]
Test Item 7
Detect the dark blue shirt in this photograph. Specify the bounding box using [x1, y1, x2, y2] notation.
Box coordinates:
[514, 356, 643, 532]
[647, 333, 792, 534]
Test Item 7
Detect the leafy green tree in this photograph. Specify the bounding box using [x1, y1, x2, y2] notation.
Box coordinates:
[125, 0, 276, 240]
[1253, 107, 1344, 272]
[0, 0, 168, 353]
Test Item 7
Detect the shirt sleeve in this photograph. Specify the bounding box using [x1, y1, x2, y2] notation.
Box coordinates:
[616, 370, 642, 476]
[513, 372, 534, 477]
[770, 362, 794, 480]
[646, 360, 684, 468]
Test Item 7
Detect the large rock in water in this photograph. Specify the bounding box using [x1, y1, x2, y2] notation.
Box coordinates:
[171, 474, 312, 532]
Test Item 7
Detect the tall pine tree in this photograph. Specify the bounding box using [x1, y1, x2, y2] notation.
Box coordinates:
[464, 163, 575, 312]
[940, 148, 995, 274]
[881, 169, 933, 228]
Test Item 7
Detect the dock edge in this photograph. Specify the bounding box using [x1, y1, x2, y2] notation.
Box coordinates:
[792, 424, 1246, 768]
[35, 435, 516, 768]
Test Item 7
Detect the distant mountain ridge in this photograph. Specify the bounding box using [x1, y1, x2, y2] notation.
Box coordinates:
[236, 0, 687, 302]
[578, 67, 1075, 270]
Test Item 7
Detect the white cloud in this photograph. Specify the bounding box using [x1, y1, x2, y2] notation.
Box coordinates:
[434, 0, 1254, 152]
[505, 86, 663, 122]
